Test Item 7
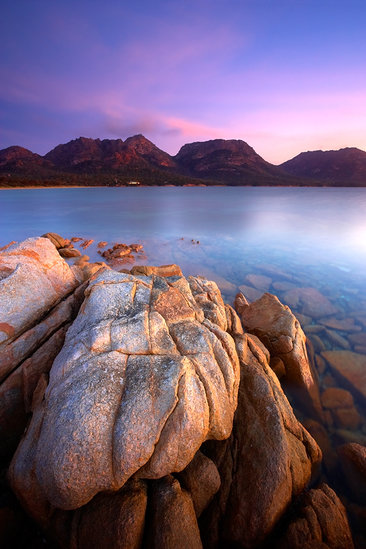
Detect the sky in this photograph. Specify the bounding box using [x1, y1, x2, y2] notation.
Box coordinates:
[1, 0, 365, 164]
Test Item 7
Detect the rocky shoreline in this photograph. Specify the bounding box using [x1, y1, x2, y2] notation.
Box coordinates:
[0, 235, 365, 548]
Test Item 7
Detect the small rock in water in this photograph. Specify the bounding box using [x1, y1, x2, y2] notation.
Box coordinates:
[101, 243, 131, 260]
[81, 239, 94, 249]
[97, 241, 108, 248]
[130, 243, 143, 253]
[41, 232, 67, 249]
[58, 247, 82, 258]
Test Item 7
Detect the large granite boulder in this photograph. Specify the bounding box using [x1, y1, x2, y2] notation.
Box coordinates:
[9, 271, 240, 517]
[201, 332, 322, 548]
[235, 292, 323, 419]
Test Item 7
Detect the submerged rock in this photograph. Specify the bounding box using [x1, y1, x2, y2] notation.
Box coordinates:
[321, 388, 361, 430]
[283, 287, 338, 318]
[322, 350, 366, 405]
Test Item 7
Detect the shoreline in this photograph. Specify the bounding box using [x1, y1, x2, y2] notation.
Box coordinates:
[0, 184, 362, 190]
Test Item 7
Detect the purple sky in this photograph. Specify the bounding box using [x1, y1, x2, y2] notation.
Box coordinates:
[1, 0, 365, 164]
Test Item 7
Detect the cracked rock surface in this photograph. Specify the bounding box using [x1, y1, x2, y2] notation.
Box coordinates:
[10, 270, 240, 513]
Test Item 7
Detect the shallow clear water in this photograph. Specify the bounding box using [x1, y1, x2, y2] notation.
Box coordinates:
[1, 186, 366, 539]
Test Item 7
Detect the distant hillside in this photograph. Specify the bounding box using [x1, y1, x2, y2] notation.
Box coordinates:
[280, 147, 366, 185]
[174, 139, 288, 185]
[1, 136, 365, 187]
[0, 146, 53, 175]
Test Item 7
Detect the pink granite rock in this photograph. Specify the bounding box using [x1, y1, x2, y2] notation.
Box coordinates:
[9, 271, 240, 514]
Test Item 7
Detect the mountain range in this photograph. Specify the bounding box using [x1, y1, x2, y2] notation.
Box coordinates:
[1, 134, 365, 187]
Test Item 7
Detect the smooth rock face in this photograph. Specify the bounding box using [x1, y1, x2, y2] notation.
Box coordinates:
[10, 271, 240, 513]
[277, 483, 354, 549]
[202, 333, 322, 548]
[0, 237, 78, 376]
[236, 292, 323, 419]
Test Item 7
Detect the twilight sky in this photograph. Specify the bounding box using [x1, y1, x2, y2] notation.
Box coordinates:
[1, 0, 365, 164]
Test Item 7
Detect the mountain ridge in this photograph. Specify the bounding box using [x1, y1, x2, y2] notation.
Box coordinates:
[1, 136, 365, 187]
[279, 147, 366, 184]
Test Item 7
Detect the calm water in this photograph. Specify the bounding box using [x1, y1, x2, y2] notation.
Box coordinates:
[1, 186, 366, 540]
[1, 186, 365, 293]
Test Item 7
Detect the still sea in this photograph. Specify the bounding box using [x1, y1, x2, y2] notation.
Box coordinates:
[1, 185, 366, 538]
